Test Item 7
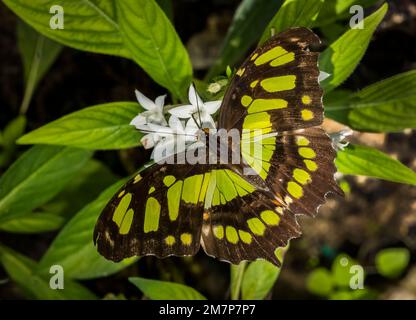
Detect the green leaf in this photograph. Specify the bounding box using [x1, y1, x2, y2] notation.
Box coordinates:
[38, 178, 136, 280]
[129, 277, 206, 300]
[313, 0, 380, 27]
[241, 246, 288, 300]
[155, 0, 174, 22]
[18, 102, 142, 150]
[331, 254, 360, 287]
[0, 160, 116, 233]
[206, 0, 283, 79]
[326, 70, 416, 132]
[3, 0, 130, 58]
[259, 0, 324, 44]
[0, 211, 65, 233]
[0, 145, 92, 223]
[375, 248, 410, 279]
[329, 288, 377, 300]
[0, 115, 26, 167]
[319, 3, 388, 92]
[0, 244, 96, 299]
[306, 267, 334, 297]
[17, 20, 62, 114]
[116, 0, 192, 100]
[230, 261, 247, 300]
[241, 260, 280, 300]
[43, 159, 118, 217]
[336, 144, 416, 186]
[4, 0, 191, 97]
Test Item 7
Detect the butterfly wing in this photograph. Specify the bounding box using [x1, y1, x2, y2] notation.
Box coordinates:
[219, 27, 323, 133]
[200, 169, 300, 266]
[218, 27, 341, 217]
[94, 162, 208, 262]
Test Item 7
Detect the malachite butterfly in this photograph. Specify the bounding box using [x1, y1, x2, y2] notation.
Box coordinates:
[94, 27, 342, 266]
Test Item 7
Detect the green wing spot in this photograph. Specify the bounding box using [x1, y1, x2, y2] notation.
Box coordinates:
[270, 52, 295, 66]
[182, 174, 204, 204]
[204, 172, 217, 209]
[287, 181, 303, 199]
[165, 235, 175, 246]
[167, 181, 183, 221]
[180, 233, 192, 245]
[293, 168, 311, 185]
[254, 46, 288, 65]
[242, 112, 271, 130]
[144, 197, 161, 233]
[260, 75, 296, 92]
[304, 159, 318, 171]
[148, 186, 156, 194]
[238, 230, 252, 244]
[248, 99, 288, 113]
[260, 210, 280, 226]
[247, 218, 266, 236]
[213, 225, 224, 239]
[225, 226, 239, 244]
[163, 175, 176, 187]
[216, 170, 238, 201]
[241, 95, 253, 107]
[298, 147, 316, 159]
[198, 173, 212, 202]
[119, 209, 134, 234]
[112, 193, 132, 227]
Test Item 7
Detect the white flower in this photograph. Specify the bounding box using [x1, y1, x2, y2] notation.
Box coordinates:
[130, 89, 167, 130]
[150, 116, 199, 161]
[168, 84, 221, 129]
[330, 129, 353, 150]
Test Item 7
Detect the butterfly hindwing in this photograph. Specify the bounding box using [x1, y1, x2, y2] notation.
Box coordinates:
[201, 185, 300, 266]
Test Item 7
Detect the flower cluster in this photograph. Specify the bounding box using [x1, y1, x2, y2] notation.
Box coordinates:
[130, 85, 221, 160]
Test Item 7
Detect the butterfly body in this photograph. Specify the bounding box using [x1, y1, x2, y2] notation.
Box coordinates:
[94, 27, 342, 266]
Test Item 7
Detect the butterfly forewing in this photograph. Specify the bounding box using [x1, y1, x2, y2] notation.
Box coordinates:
[94, 163, 207, 261]
[219, 27, 323, 133]
[218, 27, 341, 217]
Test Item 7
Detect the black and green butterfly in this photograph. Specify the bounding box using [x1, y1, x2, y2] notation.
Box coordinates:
[94, 27, 342, 266]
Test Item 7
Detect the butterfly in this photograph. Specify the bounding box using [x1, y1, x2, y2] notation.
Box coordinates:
[93, 27, 342, 266]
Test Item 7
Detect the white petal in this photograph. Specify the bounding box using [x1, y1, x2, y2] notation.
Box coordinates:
[147, 111, 167, 126]
[135, 89, 157, 110]
[185, 118, 199, 132]
[168, 115, 185, 133]
[147, 123, 174, 137]
[188, 84, 204, 109]
[319, 71, 331, 82]
[130, 114, 147, 127]
[155, 94, 166, 108]
[200, 113, 216, 129]
[204, 100, 222, 114]
[168, 104, 195, 118]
